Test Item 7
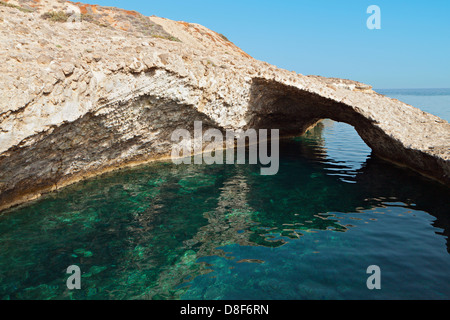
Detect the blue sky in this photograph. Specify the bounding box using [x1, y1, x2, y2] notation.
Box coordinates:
[87, 0, 449, 89]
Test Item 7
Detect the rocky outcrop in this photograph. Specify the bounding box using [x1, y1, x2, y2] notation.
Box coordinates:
[0, 0, 449, 211]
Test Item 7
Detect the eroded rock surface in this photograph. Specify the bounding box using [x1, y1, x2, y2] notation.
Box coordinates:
[0, 0, 449, 211]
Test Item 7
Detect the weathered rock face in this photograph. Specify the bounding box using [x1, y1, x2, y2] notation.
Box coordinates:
[0, 0, 449, 211]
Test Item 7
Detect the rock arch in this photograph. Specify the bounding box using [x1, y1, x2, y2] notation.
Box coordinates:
[245, 78, 450, 186]
[0, 1, 449, 212]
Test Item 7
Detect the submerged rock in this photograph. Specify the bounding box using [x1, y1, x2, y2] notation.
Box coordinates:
[0, 0, 449, 211]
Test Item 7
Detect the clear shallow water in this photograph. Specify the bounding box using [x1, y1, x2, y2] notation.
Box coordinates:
[0, 90, 449, 300]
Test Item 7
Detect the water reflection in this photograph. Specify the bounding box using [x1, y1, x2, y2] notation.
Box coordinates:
[0, 121, 449, 299]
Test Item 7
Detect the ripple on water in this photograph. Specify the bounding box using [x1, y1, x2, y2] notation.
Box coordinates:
[0, 97, 449, 300]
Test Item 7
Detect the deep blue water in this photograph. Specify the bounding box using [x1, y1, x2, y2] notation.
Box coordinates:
[0, 89, 449, 300]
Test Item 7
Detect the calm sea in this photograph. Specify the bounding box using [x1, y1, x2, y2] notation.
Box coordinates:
[0, 89, 449, 300]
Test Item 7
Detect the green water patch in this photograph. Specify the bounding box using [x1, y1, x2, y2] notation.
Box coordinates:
[0, 122, 449, 300]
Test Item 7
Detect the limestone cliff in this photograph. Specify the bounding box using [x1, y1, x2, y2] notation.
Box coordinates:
[0, 0, 449, 211]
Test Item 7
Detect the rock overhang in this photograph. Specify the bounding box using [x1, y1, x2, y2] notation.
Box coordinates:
[0, 0, 449, 211]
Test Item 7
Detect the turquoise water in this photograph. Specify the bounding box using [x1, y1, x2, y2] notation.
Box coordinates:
[0, 89, 449, 300]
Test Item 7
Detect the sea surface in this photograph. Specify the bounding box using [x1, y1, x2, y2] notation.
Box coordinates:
[0, 89, 449, 300]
